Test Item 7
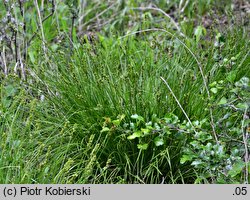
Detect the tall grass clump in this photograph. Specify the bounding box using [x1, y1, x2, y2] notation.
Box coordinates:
[0, 76, 106, 183]
[37, 26, 249, 183]
[1, 0, 249, 183]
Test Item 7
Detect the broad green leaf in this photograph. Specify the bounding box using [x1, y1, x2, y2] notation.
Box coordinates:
[28, 51, 36, 64]
[2, 98, 12, 108]
[118, 114, 125, 121]
[243, 119, 250, 127]
[127, 131, 142, 140]
[112, 119, 120, 126]
[226, 71, 237, 83]
[235, 77, 249, 87]
[101, 127, 110, 133]
[209, 81, 217, 87]
[131, 114, 139, 119]
[131, 114, 144, 121]
[141, 128, 150, 135]
[236, 103, 248, 110]
[5, 85, 16, 97]
[137, 143, 148, 150]
[218, 97, 227, 105]
[194, 177, 203, 184]
[180, 155, 193, 164]
[228, 160, 245, 177]
[210, 87, 218, 94]
[194, 25, 206, 42]
[193, 120, 199, 126]
[51, 44, 59, 52]
[12, 140, 21, 148]
[154, 136, 164, 146]
[190, 140, 200, 148]
[191, 160, 202, 166]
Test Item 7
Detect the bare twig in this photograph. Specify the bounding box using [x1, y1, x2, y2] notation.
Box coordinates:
[18, 0, 27, 61]
[1, 47, 8, 76]
[14, 29, 18, 63]
[18, 45, 26, 80]
[41, 0, 45, 17]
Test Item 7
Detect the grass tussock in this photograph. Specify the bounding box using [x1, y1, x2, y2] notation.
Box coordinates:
[0, 0, 249, 183]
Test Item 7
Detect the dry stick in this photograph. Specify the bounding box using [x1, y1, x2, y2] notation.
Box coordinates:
[0, 46, 8, 77]
[18, 45, 26, 80]
[14, 30, 18, 63]
[242, 108, 249, 184]
[19, 0, 27, 61]
[70, 13, 76, 55]
[13, 29, 21, 77]
[41, 0, 44, 17]
[34, 0, 47, 56]
[120, 28, 218, 142]
[131, 6, 186, 38]
[2, 47, 8, 76]
[19, 0, 27, 79]
[160, 77, 198, 134]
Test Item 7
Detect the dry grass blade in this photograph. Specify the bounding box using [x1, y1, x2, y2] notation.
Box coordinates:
[242, 108, 249, 184]
[160, 76, 197, 134]
[131, 6, 186, 38]
[34, 0, 47, 55]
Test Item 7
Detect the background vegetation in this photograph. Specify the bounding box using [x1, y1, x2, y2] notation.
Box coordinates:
[0, 0, 249, 183]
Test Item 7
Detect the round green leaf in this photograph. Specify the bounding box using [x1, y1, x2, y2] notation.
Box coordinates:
[154, 137, 164, 146]
[137, 143, 148, 150]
